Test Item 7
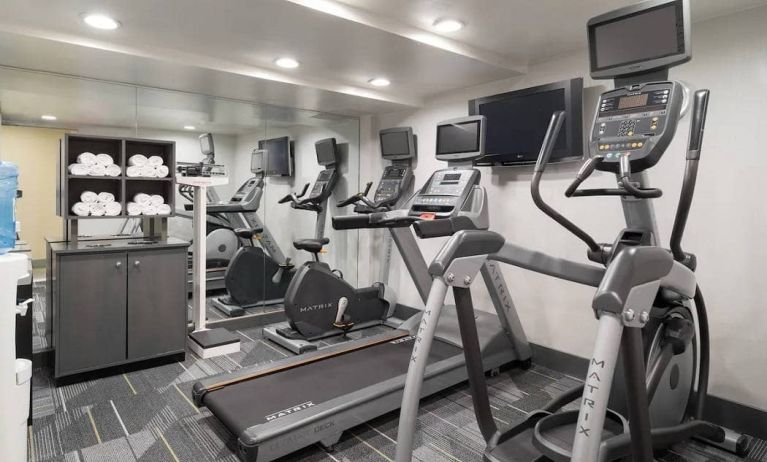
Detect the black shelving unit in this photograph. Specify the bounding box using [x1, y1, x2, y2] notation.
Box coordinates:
[59, 134, 176, 220]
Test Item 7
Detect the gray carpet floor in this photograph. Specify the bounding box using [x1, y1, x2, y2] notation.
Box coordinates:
[28, 283, 767, 462]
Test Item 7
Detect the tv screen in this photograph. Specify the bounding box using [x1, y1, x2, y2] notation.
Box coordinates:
[258, 136, 293, 177]
[469, 78, 583, 166]
[437, 119, 482, 158]
[380, 127, 415, 160]
[315, 138, 338, 166]
[588, 0, 689, 78]
[593, 4, 680, 70]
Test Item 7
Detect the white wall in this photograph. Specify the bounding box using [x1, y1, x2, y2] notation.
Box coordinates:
[363, 6, 767, 410]
[69, 126, 238, 237]
[231, 120, 360, 283]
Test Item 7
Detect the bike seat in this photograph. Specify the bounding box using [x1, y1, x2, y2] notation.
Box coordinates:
[293, 238, 330, 253]
[234, 227, 263, 239]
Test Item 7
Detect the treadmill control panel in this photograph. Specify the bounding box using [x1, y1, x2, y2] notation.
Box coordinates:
[409, 168, 480, 218]
[590, 81, 683, 173]
[373, 166, 413, 208]
[230, 177, 261, 203]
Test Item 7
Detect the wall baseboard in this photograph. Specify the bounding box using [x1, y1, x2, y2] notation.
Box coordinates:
[530, 343, 767, 439]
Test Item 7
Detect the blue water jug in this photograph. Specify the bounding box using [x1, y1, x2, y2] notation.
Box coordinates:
[0, 161, 18, 254]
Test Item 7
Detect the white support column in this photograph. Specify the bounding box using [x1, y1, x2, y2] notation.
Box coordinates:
[192, 185, 207, 331]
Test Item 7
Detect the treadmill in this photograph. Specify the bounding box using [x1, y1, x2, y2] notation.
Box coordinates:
[192, 116, 532, 462]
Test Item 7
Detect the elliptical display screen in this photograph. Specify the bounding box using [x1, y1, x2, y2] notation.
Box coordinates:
[380, 128, 415, 160]
[315, 138, 339, 166]
[258, 136, 293, 177]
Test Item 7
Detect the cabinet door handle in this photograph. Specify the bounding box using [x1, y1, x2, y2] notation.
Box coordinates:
[134, 260, 140, 267]
[115, 261, 122, 268]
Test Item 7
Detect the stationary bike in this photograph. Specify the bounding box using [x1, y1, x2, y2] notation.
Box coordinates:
[264, 136, 415, 353]
[209, 150, 296, 316]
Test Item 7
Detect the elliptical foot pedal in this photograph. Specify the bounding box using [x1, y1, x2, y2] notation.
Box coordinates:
[188, 328, 240, 358]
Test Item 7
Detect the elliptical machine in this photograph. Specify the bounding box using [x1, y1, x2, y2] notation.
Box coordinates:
[210, 150, 296, 317]
[263, 130, 417, 353]
[394, 2, 747, 461]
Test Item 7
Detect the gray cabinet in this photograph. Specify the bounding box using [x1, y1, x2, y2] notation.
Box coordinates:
[50, 238, 189, 378]
[58, 252, 128, 374]
[127, 249, 187, 360]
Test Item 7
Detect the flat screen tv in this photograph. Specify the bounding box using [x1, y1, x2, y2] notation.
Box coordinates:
[469, 78, 583, 166]
[588, 0, 690, 79]
[258, 136, 294, 177]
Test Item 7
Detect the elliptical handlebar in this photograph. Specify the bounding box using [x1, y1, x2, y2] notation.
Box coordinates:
[670, 89, 710, 264]
[618, 154, 663, 198]
[565, 156, 604, 197]
[531, 112, 602, 253]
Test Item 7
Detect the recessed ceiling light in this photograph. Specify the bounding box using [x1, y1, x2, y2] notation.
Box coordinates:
[41, 115, 57, 121]
[433, 18, 464, 32]
[82, 13, 121, 30]
[274, 57, 300, 69]
[184, 125, 196, 130]
[368, 77, 391, 87]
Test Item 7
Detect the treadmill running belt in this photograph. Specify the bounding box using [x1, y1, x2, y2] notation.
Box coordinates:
[202, 336, 461, 436]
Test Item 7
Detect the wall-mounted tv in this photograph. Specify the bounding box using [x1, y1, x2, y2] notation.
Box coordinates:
[258, 136, 294, 177]
[469, 78, 583, 166]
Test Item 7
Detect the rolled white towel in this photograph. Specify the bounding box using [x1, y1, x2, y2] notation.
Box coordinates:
[127, 202, 143, 216]
[104, 202, 122, 216]
[148, 194, 165, 206]
[156, 204, 172, 215]
[139, 165, 155, 177]
[97, 192, 115, 203]
[126, 166, 142, 178]
[68, 164, 89, 176]
[128, 154, 148, 166]
[87, 163, 107, 177]
[133, 193, 151, 205]
[90, 203, 107, 217]
[95, 153, 114, 166]
[147, 155, 164, 167]
[142, 205, 159, 216]
[154, 165, 170, 178]
[71, 202, 91, 217]
[77, 152, 97, 165]
[105, 164, 122, 177]
[80, 191, 99, 203]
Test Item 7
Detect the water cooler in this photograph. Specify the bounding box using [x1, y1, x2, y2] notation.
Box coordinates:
[0, 252, 32, 462]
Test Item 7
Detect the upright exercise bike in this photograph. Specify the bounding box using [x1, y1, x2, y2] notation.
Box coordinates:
[210, 149, 295, 317]
[263, 131, 416, 353]
[394, 1, 747, 461]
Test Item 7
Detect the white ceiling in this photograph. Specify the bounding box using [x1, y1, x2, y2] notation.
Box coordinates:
[335, 0, 767, 63]
[0, 0, 764, 127]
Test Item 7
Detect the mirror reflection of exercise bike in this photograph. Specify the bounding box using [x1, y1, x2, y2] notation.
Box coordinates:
[209, 149, 296, 317]
[263, 130, 416, 353]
